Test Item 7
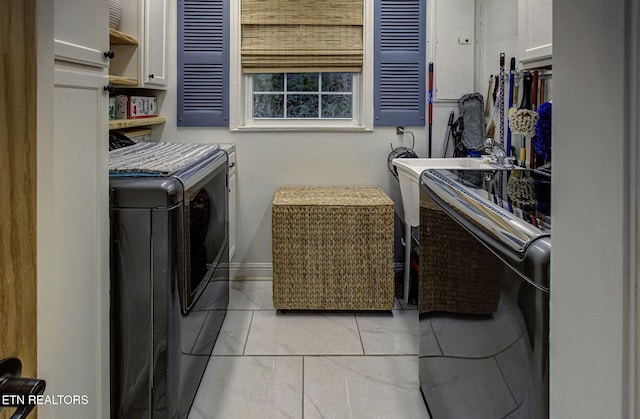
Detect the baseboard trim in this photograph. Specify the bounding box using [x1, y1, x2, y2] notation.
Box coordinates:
[230, 262, 273, 280]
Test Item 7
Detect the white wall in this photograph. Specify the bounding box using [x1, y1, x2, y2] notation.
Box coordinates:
[474, 0, 518, 97]
[426, 0, 475, 162]
[165, 127, 426, 268]
[552, 0, 633, 417]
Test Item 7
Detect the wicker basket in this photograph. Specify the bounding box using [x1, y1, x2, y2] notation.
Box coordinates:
[272, 186, 394, 310]
[418, 198, 502, 315]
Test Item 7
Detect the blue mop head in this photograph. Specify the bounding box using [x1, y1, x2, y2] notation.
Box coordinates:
[534, 101, 552, 162]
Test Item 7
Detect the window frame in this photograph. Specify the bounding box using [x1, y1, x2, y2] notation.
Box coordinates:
[229, 0, 374, 132]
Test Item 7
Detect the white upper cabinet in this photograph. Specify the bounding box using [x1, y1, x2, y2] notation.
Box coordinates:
[142, 0, 168, 88]
[518, 0, 552, 68]
[54, 0, 109, 68]
[109, 0, 167, 89]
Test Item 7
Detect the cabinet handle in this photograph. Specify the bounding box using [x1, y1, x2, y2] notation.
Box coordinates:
[148, 74, 155, 79]
[229, 162, 236, 168]
[104, 50, 115, 59]
[103, 84, 115, 93]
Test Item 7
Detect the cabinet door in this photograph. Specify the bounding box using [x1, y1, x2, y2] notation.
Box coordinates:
[518, 0, 552, 68]
[40, 65, 110, 418]
[143, 0, 167, 88]
[54, 0, 109, 68]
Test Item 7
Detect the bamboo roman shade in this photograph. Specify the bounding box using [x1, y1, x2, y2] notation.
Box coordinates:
[241, 0, 363, 73]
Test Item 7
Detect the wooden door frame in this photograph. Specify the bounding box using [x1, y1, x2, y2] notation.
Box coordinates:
[0, 1, 38, 417]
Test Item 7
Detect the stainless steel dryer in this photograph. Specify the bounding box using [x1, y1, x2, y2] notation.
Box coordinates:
[109, 146, 229, 418]
[418, 167, 551, 419]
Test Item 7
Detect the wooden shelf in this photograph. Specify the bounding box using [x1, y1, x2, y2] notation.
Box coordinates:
[109, 28, 138, 45]
[109, 75, 138, 87]
[109, 117, 166, 130]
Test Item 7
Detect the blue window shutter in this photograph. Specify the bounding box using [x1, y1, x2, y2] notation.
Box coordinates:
[177, 0, 228, 127]
[374, 0, 426, 126]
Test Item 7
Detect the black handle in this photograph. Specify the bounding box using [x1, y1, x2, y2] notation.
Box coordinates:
[519, 72, 533, 110]
[104, 50, 115, 59]
[104, 84, 115, 93]
[148, 74, 155, 79]
[0, 358, 46, 419]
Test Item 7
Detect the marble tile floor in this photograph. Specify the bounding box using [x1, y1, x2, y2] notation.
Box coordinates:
[188, 280, 430, 419]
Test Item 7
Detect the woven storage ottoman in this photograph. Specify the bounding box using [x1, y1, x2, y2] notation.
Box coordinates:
[272, 186, 394, 310]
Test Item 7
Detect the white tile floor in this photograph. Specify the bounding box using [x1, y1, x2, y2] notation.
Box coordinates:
[188, 280, 430, 419]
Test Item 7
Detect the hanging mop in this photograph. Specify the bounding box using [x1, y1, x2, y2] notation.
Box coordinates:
[506, 57, 516, 157]
[508, 71, 538, 163]
[534, 101, 552, 163]
[494, 53, 506, 207]
[428, 62, 434, 158]
[507, 70, 539, 219]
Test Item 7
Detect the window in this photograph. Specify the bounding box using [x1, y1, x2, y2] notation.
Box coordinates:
[233, 0, 368, 130]
[252, 73, 353, 119]
[238, 70, 363, 129]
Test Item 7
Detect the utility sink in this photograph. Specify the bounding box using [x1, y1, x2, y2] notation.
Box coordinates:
[392, 158, 492, 227]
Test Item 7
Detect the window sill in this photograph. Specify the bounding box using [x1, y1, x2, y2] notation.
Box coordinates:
[230, 124, 373, 133]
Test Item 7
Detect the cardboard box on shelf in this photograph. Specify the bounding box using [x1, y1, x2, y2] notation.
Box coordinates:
[115, 95, 157, 119]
